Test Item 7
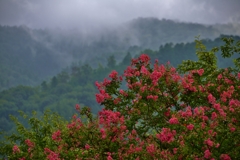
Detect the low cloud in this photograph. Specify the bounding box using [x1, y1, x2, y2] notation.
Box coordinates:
[0, 0, 240, 29]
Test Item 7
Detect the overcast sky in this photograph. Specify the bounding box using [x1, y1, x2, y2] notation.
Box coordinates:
[0, 0, 240, 29]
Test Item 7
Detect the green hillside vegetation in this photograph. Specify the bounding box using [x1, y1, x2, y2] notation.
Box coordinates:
[0, 26, 64, 90]
[0, 35, 239, 139]
[142, 35, 240, 68]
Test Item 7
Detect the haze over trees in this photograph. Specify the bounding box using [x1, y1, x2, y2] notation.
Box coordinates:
[1, 18, 240, 91]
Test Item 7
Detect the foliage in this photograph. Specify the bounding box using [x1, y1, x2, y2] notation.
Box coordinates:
[0, 37, 240, 159]
[0, 110, 67, 159]
[220, 37, 240, 69]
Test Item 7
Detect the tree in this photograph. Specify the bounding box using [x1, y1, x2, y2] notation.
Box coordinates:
[41, 81, 48, 91]
[120, 52, 132, 66]
[50, 76, 58, 88]
[107, 55, 116, 68]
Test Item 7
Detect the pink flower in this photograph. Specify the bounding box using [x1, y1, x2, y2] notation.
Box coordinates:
[229, 99, 240, 107]
[109, 70, 118, 79]
[156, 128, 176, 143]
[107, 155, 113, 160]
[103, 78, 111, 86]
[139, 54, 150, 64]
[169, 117, 179, 124]
[150, 70, 163, 84]
[100, 128, 106, 139]
[197, 69, 204, 76]
[124, 66, 135, 77]
[211, 112, 217, 120]
[75, 104, 80, 111]
[107, 152, 113, 160]
[131, 129, 137, 135]
[181, 107, 193, 117]
[12, 145, 20, 154]
[147, 95, 158, 101]
[187, 124, 194, 131]
[205, 138, 214, 147]
[204, 149, 211, 159]
[218, 74, 222, 80]
[201, 122, 206, 129]
[44, 148, 60, 160]
[230, 127, 236, 132]
[85, 144, 90, 150]
[208, 94, 216, 104]
[113, 98, 121, 104]
[219, 109, 226, 118]
[52, 130, 61, 142]
[95, 81, 101, 89]
[146, 144, 155, 156]
[220, 154, 231, 160]
[173, 148, 178, 154]
[140, 66, 149, 75]
[119, 89, 128, 96]
[96, 93, 105, 103]
[25, 139, 34, 148]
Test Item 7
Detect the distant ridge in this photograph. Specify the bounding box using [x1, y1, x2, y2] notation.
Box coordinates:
[0, 17, 239, 90]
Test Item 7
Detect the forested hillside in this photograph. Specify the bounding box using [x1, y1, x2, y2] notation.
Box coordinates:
[1, 18, 240, 91]
[0, 35, 239, 137]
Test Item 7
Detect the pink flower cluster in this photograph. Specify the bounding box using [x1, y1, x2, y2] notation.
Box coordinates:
[99, 109, 124, 127]
[156, 128, 176, 143]
[12, 145, 20, 154]
[44, 148, 60, 160]
[109, 70, 118, 79]
[52, 130, 61, 142]
[169, 117, 179, 124]
[95, 89, 111, 103]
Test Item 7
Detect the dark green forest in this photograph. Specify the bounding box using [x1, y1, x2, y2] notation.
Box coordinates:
[0, 17, 240, 139]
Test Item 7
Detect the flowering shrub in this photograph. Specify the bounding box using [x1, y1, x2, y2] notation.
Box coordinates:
[0, 38, 239, 159]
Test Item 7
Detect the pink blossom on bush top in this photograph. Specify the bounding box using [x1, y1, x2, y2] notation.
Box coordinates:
[197, 68, 204, 76]
[156, 128, 176, 143]
[205, 138, 214, 147]
[187, 124, 194, 131]
[138, 54, 150, 64]
[220, 154, 231, 160]
[44, 148, 60, 160]
[52, 130, 61, 142]
[12, 145, 20, 154]
[204, 149, 212, 159]
[169, 117, 179, 124]
[208, 94, 216, 104]
[109, 70, 118, 79]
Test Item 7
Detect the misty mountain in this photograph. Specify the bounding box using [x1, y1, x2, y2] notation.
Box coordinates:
[0, 17, 240, 90]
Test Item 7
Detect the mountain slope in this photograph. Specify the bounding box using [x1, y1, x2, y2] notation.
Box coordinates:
[0, 17, 239, 90]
